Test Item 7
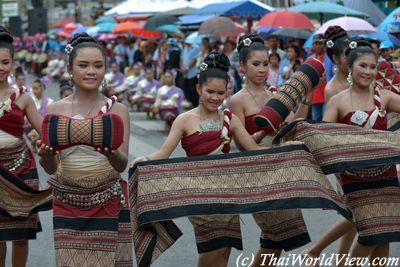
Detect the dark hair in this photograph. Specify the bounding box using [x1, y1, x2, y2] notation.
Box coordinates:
[0, 26, 14, 58]
[59, 79, 73, 98]
[198, 50, 230, 86]
[287, 45, 300, 57]
[15, 66, 25, 79]
[345, 38, 376, 67]
[33, 79, 45, 90]
[67, 33, 106, 67]
[269, 52, 281, 62]
[323, 26, 349, 62]
[237, 33, 267, 63]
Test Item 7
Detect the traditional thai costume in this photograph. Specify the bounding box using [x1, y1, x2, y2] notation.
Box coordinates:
[179, 110, 243, 253]
[153, 85, 184, 121]
[46, 100, 133, 267]
[125, 74, 144, 101]
[135, 79, 161, 110]
[105, 71, 125, 98]
[244, 114, 310, 250]
[0, 88, 42, 241]
[337, 88, 400, 245]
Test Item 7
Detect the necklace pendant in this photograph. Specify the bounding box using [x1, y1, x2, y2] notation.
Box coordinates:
[350, 110, 369, 126]
[200, 118, 220, 132]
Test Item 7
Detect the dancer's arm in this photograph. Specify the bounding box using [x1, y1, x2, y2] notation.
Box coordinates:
[323, 95, 340, 123]
[19, 94, 43, 135]
[381, 89, 400, 113]
[38, 103, 59, 174]
[231, 114, 265, 151]
[131, 113, 186, 166]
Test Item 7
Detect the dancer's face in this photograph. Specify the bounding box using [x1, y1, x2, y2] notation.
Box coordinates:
[69, 47, 105, 91]
[197, 78, 227, 112]
[350, 54, 377, 89]
[0, 48, 12, 83]
[242, 50, 269, 85]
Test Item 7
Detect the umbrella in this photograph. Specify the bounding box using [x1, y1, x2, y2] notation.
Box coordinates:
[184, 31, 212, 44]
[156, 24, 181, 34]
[130, 29, 163, 39]
[343, 0, 385, 26]
[199, 16, 238, 36]
[254, 26, 279, 40]
[378, 7, 400, 32]
[47, 28, 61, 36]
[70, 26, 91, 37]
[51, 17, 75, 29]
[97, 22, 118, 33]
[87, 26, 100, 36]
[316, 17, 376, 34]
[288, 1, 368, 24]
[95, 16, 116, 25]
[144, 14, 177, 31]
[385, 21, 400, 34]
[112, 22, 142, 34]
[271, 28, 312, 40]
[360, 31, 400, 47]
[257, 11, 314, 30]
[57, 23, 81, 38]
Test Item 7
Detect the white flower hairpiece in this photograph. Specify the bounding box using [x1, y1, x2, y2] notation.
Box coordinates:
[349, 41, 357, 49]
[326, 40, 334, 49]
[243, 38, 252, 47]
[65, 44, 74, 55]
[200, 62, 208, 71]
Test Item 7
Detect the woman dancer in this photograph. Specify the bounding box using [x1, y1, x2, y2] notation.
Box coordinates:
[132, 51, 271, 267]
[38, 33, 132, 267]
[229, 33, 311, 267]
[303, 26, 358, 266]
[322, 38, 400, 266]
[151, 70, 184, 127]
[324, 26, 351, 102]
[0, 26, 43, 267]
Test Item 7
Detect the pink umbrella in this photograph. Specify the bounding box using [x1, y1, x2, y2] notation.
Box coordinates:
[316, 16, 376, 34]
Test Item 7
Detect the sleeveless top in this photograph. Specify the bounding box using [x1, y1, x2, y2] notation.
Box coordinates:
[0, 88, 25, 138]
[181, 110, 233, 156]
[338, 87, 397, 184]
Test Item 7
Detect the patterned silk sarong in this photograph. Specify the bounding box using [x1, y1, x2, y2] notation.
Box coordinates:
[0, 165, 52, 218]
[274, 120, 400, 175]
[129, 145, 350, 267]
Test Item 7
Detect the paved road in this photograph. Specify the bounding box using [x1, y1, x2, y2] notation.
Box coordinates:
[5, 76, 399, 266]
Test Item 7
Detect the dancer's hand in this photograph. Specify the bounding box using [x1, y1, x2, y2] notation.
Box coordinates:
[280, 141, 304, 146]
[97, 147, 117, 158]
[37, 140, 58, 158]
[130, 156, 149, 168]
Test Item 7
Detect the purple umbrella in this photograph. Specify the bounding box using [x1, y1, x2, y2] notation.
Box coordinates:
[316, 16, 376, 35]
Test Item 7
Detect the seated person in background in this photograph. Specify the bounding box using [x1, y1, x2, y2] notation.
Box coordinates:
[125, 63, 144, 112]
[104, 61, 125, 102]
[133, 64, 161, 115]
[59, 79, 73, 99]
[151, 70, 184, 127]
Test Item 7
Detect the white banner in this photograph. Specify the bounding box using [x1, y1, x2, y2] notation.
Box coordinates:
[2, 2, 19, 17]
